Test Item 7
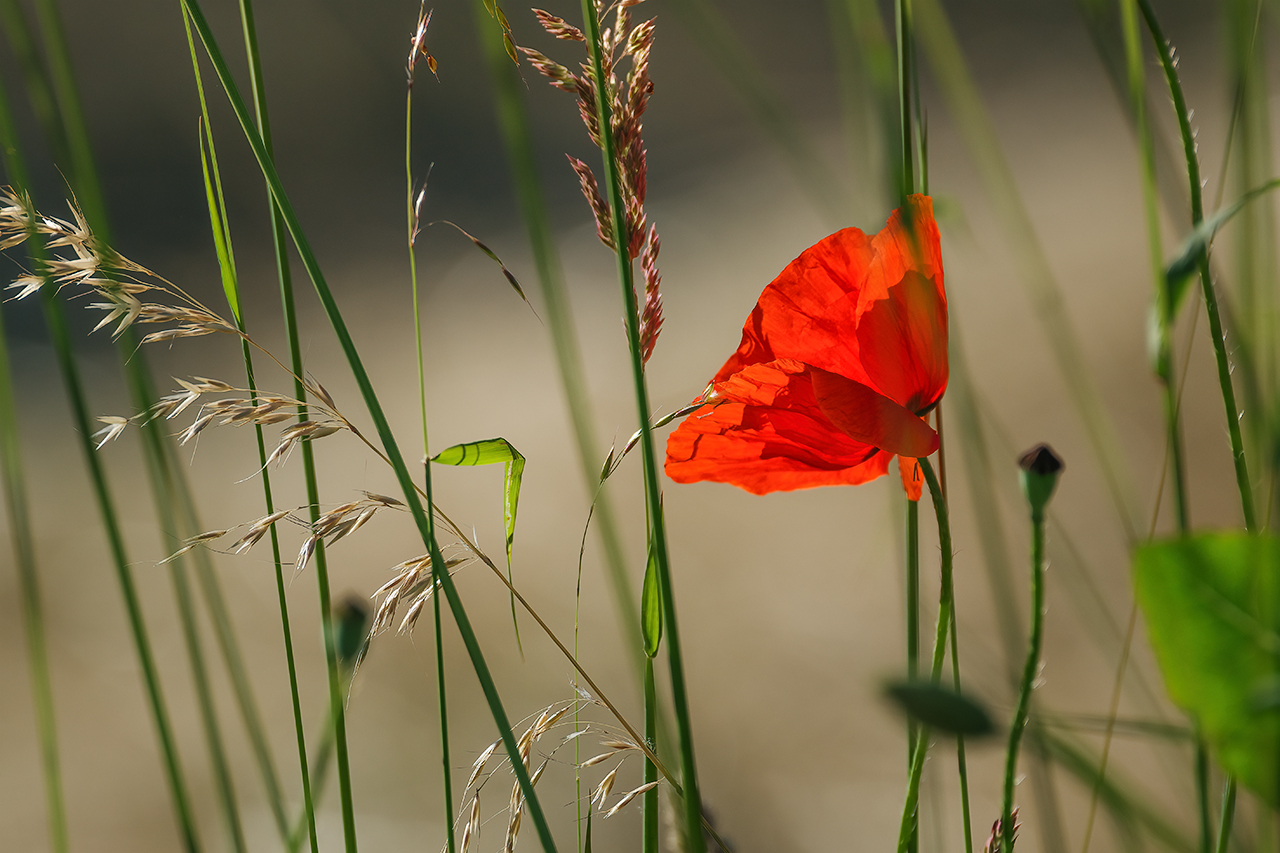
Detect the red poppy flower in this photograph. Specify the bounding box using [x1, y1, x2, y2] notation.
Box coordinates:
[664, 194, 946, 501]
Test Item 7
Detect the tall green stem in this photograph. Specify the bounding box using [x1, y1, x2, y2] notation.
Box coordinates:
[1135, 0, 1255, 532]
[643, 656, 659, 853]
[905, 497, 920, 853]
[180, 5, 558, 849]
[896, 459, 953, 853]
[1001, 502, 1046, 849]
[578, 3, 705, 850]
[0, 74, 68, 853]
[406, 48, 456, 853]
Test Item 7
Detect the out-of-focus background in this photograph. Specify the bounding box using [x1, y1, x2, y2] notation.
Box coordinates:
[0, 0, 1262, 850]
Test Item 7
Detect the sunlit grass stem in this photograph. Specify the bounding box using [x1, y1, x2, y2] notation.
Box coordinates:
[1001, 487, 1046, 849]
[0, 77, 202, 852]
[579, 3, 706, 850]
[406, 35, 456, 853]
[0, 108, 67, 853]
[896, 458, 954, 853]
[180, 5, 559, 849]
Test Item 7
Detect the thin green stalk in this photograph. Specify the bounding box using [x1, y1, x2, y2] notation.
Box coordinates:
[914, 0, 1142, 541]
[27, 3, 276, 847]
[905, 497, 920, 853]
[472, 0, 641, 670]
[45, 254, 202, 853]
[896, 458, 953, 853]
[643, 656, 658, 853]
[1118, 0, 1189, 535]
[668, 0, 847, 226]
[406, 32, 456, 853]
[0, 91, 199, 850]
[0, 202, 68, 853]
[1135, 0, 1255, 532]
[168, 555, 247, 853]
[1194, 733, 1211, 853]
[579, 3, 705, 850]
[950, 616, 973, 853]
[181, 5, 558, 849]
[895, 0, 915, 199]
[1002, 495, 1047, 850]
[1214, 778, 1236, 853]
[187, 10, 309, 843]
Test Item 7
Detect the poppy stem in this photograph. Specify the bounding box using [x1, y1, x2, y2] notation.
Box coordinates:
[1001, 499, 1045, 850]
[896, 458, 955, 853]
[895, 0, 917, 199]
[580, 4, 706, 851]
[905, 496, 920, 853]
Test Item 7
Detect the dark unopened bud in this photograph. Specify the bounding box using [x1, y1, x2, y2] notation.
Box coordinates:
[332, 595, 371, 672]
[1018, 444, 1064, 515]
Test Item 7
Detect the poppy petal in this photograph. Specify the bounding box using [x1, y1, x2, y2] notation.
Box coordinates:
[809, 367, 939, 458]
[710, 195, 942, 392]
[897, 455, 923, 502]
[664, 360, 892, 495]
[856, 269, 948, 413]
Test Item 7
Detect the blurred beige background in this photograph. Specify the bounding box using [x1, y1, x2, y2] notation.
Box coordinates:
[0, 0, 1258, 850]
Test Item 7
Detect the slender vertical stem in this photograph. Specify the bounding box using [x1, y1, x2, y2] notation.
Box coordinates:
[407, 54, 456, 853]
[1195, 732, 1212, 853]
[949, 618, 974, 853]
[472, 0, 641, 672]
[643, 656, 659, 853]
[579, 4, 705, 851]
[895, 0, 915, 199]
[0, 81, 69, 853]
[1214, 778, 1237, 853]
[896, 459, 953, 853]
[905, 497, 920, 853]
[1002, 503, 1046, 850]
[180, 6, 558, 849]
[1135, 0, 1255, 532]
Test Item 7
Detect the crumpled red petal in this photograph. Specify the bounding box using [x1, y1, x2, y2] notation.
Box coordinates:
[809, 367, 939, 458]
[664, 359, 892, 495]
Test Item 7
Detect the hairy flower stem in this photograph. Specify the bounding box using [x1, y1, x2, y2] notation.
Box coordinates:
[905, 497, 920, 853]
[579, 3, 706, 850]
[1001, 496, 1046, 850]
[896, 458, 954, 853]
[1136, 0, 1255, 532]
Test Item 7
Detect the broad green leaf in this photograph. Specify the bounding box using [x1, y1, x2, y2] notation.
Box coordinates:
[640, 540, 662, 658]
[884, 681, 994, 737]
[1134, 531, 1280, 806]
[432, 438, 526, 651]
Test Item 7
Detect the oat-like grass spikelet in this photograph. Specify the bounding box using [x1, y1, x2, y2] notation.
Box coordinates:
[603, 781, 659, 818]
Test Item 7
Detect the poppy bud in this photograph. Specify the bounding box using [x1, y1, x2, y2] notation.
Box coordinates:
[332, 595, 371, 672]
[1018, 444, 1064, 516]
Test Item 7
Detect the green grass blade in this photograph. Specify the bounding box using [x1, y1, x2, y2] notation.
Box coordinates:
[0, 75, 201, 852]
[180, 4, 559, 848]
[913, 0, 1142, 541]
[233, 0, 324, 847]
[0, 89, 68, 851]
[578, 3, 706, 849]
[669, 0, 848, 226]
[474, 3, 647, 674]
[432, 437, 526, 652]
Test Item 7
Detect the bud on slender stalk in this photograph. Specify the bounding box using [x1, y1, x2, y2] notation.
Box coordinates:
[1018, 444, 1064, 517]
